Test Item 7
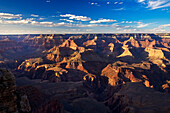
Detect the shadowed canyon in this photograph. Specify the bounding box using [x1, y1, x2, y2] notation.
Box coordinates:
[0, 34, 170, 113]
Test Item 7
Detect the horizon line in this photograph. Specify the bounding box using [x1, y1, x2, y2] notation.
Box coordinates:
[0, 33, 170, 35]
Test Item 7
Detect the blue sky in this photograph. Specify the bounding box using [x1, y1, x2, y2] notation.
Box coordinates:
[0, 0, 169, 34]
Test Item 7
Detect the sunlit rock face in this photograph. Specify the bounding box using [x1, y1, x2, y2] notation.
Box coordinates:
[59, 38, 78, 50]
[145, 47, 165, 59]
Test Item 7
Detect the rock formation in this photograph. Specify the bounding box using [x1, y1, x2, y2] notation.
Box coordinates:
[0, 68, 31, 113]
[106, 82, 170, 113]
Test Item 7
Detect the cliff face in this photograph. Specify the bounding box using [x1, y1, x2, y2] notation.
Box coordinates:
[22, 34, 68, 49]
[101, 62, 143, 86]
[0, 40, 22, 51]
[145, 47, 165, 59]
[0, 68, 31, 113]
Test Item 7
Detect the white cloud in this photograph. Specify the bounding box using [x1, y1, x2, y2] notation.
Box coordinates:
[1, 19, 30, 24]
[124, 21, 133, 23]
[0, 18, 34, 24]
[60, 19, 73, 23]
[139, 24, 170, 33]
[137, 23, 149, 28]
[122, 29, 137, 32]
[39, 18, 46, 20]
[90, 19, 117, 24]
[31, 14, 39, 17]
[112, 8, 125, 10]
[138, 0, 145, 3]
[0, 17, 56, 27]
[39, 22, 53, 25]
[46, 0, 51, 3]
[0, 12, 134, 30]
[149, 27, 166, 32]
[134, 21, 142, 24]
[60, 14, 91, 21]
[138, 0, 170, 10]
[72, 24, 131, 29]
[147, 0, 170, 10]
[89, 2, 100, 6]
[159, 24, 170, 27]
[31, 21, 67, 27]
[114, 2, 123, 5]
[121, 21, 132, 23]
[0, 13, 22, 19]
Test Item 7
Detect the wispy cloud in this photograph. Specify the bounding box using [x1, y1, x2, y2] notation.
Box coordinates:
[147, 0, 170, 10]
[138, 0, 170, 10]
[31, 21, 67, 27]
[0, 13, 22, 19]
[39, 18, 46, 20]
[60, 19, 74, 23]
[0, 18, 33, 24]
[112, 8, 125, 11]
[159, 24, 170, 28]
[136, 23, 149, 28]
[138, 0, 146, 4]
[122, 21, 133, 23]
[114, 2, 123, 4]
[72, 24, 131, 29]
[107, 2, 110, 4]
[46, 0, 51, 3]
[31, 14, 39, 17]
[119, 2, 123, 4]
[147, 24, 170, 33]
[90, 19, 117, 24]
[60, 14, 91, 21]
[89, 2, 100, 6]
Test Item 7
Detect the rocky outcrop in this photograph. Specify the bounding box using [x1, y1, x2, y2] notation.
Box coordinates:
[145, 47, 165, 59]
[83, 36, 97, 47]
[101, 62, 142, 86]
[123, 36, 140, 48]
[59, 38, 78, 50]
[0, 68, 31, 113]
[17, 86, 64, 113]
[106, 82, 170, 113]
[46, 46, 76, 62]
[18, 58, 43, 71]
[22, 34, 68, 49]
[117, 45, 133, 58]
[139, 39, 156, 48]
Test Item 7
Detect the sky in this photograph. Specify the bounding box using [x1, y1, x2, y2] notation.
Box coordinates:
[0, 0, 170, 34]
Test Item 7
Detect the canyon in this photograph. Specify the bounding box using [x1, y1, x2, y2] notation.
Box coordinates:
[0, 33, 170, 113]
